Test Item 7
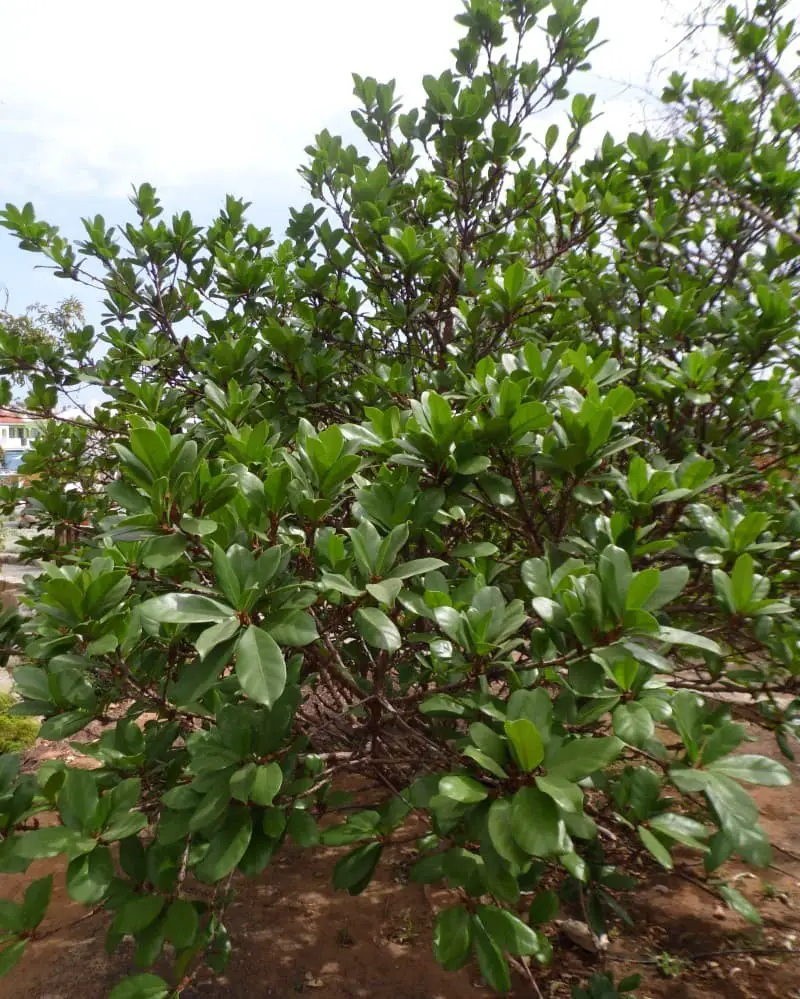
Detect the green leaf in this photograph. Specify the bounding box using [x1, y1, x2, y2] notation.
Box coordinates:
[648, 813, 709, 849]
[0, 900, 22, 934]
[637, 825, 673, 869]
[503, 718, 544, 771]
[644, 566, 689, 611]
[163, 899, 199, 950]
[656, 626, 721, 655]
[386, 558, 447, 579]
[472, 915, 511, 992]
[365, 579, 403, 606]
[439, 774, 487, 804]
[170, 638, 235, 705]
[194, 618, 240, 659]
[16, 826, 87, 860]
[101, 811, 148, 842]
[38, 710, 94, 740]
[469, 721, 507, 760]
[236, 626, 286, 707]
[249, 763, 282, 806]
[731, 553, 754, 610]
[671, 768, 761, 853]
[598, 545, 632, 617]
[67, 848, 113, 904]
[287, 808, 319, 847]
[142, 533, 187, 570]
[268, 611, 318, 647]
[510, 787, 562, 857]
[487, 799, 530, 869]
[109, 974, 170, 999]
[529, 890, 560, 925]
[229, 763, 256, 803]
[21, 875, 53, 929]
[433, 904, 471, 971]
[719, 884, 762, 925]
[476, 904, 546, 958]
[670, 690, 704, 759]
[320, 572, 363, 597]
[612, 703, 654, 747]
[112, 895, 165, 936]
[535, 775, 582, 813]
[707, 754, 791, 787]
[139, 593, 234, 625]
[195, 808, 253, 883]
[58, 768, 98, 830]
[332, 841, 382, 895]
[625, 568, 660, 610]
[354, 607, 401, 652]
[463, 746, 508, 778]
[547, 736, 623, 781]
[0, 941, 26, 978]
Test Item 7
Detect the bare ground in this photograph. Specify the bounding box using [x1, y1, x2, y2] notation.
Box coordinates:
[1, 726, 798, 999]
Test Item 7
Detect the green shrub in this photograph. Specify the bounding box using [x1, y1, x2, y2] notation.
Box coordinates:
[0, 1, 797, 997]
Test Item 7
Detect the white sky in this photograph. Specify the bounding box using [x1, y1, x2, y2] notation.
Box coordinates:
[0, 0, 697, 313]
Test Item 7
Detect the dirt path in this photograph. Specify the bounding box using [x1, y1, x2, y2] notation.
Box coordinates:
[1, 726, 798, 999]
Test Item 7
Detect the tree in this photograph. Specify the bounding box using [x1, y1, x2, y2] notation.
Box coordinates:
[0, 1, 797, 995]
[0, 296, 86, 386]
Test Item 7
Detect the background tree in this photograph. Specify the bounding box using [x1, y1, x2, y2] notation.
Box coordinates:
[0, 1, 797, 996]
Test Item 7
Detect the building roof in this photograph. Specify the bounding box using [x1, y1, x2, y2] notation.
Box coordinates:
[0, 411, 31, 425]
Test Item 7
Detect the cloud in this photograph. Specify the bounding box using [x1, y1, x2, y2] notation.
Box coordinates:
[0, 0, 460, 198]
[0, 0, 700, 203]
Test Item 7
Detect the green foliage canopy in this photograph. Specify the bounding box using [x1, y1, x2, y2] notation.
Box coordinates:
[0, 1, 797, 995]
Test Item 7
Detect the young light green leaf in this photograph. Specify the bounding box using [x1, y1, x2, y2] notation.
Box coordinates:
[503, 718, 544, 772]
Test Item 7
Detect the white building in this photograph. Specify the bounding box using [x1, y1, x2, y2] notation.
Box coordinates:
[0, 411, 40, 474]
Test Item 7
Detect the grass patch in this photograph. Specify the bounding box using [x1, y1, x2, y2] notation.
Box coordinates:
[0, 691, 38, 753]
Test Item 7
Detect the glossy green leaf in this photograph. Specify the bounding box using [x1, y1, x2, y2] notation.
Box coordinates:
[139, 593, 234, 625]
[332, 841, 382, 895]
[354, 607, 401, 652]
[112, 895, 165, 936]
[236, 626, 286, 707]
[195, 808, 253, 883]
[503, 718, 544, 771]
[163, 899, 199, 950]
[637, 826, 673, 869]
[510, 787, 562, 857]
[439, 774, 488, 804]
[433, 904, 471, 971]
[547, 736, 623, 781]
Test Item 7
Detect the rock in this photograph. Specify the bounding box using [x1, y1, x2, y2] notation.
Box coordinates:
[554, 919, 608, 953]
